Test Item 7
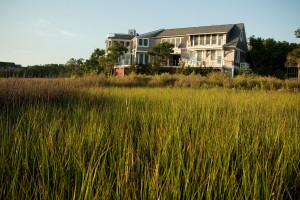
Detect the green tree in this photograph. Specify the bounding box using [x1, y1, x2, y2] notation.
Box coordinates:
[101, 42, 128, 76]
[85, 48, 105, 74]
[147, 42, 175, 67]
[65, 58, 85, 76]
[286, 47, 300, 65]
[98, 55, 114, 75]
[247, 36, 300, 78]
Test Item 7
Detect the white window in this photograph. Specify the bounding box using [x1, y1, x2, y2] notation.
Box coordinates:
[197, 51, 203, 61]
[189, 51, 197, 62]
[217, 51, 223, 64]
[211, 50, 216, 61]
[138, 38, 149, 47]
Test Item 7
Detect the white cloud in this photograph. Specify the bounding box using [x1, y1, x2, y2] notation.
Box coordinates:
[60, 29, 77, 37]
[34, 18, 78, 38]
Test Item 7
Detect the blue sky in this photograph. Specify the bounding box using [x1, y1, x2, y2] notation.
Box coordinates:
[0, 0, 299, 66]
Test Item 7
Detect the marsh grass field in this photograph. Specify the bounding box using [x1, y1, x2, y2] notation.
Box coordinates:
[0, 75, 299, 199]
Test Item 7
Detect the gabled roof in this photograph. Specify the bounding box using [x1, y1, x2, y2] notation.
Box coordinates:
[224, 23, 245, 48]
[155, 24, 235, 37]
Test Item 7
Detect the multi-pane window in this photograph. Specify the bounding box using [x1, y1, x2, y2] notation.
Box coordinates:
[138, 38, 149, 47]
[161, 37, 182, 47]
[190, 34, 224, 46]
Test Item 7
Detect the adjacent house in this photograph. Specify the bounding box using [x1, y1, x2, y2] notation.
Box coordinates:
[105, 23, 248, 76]
[285, 62, 299, 80]
[0, 62, 22, 70]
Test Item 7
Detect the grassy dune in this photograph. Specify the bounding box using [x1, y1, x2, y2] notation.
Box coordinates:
[0, 77, 299, 199]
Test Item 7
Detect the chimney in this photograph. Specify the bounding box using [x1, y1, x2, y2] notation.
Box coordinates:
[128, 29, 136, 36]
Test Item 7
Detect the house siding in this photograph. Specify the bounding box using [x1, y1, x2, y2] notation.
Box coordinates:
[224, 50, 235, 66]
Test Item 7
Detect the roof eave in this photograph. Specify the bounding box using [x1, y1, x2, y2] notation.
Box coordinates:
[153, 35, 186, 39]
[186, 31, 228, 36]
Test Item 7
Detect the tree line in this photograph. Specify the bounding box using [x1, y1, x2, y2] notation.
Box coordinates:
[247, 36, 300, 78]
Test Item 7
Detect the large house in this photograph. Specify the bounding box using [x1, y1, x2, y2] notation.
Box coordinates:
[105, 23, 248, 76]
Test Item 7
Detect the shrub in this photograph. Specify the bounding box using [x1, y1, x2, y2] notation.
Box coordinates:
[149, 73, 177, 87]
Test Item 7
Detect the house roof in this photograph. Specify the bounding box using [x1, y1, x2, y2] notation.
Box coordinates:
[155, 24, 235, 37]
[136, 29, 165, 38]
[106, 33, 135, 40]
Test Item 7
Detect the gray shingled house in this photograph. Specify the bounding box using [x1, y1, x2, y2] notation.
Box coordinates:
[105, 23, 248, 76]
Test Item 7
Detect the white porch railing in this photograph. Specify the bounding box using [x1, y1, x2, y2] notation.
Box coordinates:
[186, 60, 223, 67]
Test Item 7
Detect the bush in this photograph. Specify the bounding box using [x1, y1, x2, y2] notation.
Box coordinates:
[236, 67, 254, 76]
[149, 73, 178, 87]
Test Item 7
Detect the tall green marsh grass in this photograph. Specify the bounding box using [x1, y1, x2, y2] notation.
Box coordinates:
[0, 77, 299, 199]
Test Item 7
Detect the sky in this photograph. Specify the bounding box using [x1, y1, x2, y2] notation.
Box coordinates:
[0, 0, 299, 66]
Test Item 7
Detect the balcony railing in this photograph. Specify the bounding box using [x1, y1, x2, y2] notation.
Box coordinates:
[186, 60, 223, 67]
[162, 60, 180, 67]
[117, 58, 131, 66]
